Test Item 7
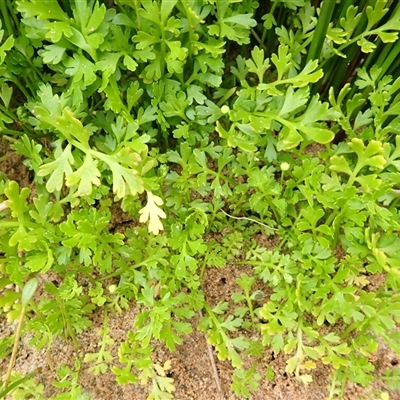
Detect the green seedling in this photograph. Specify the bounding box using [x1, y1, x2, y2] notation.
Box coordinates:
[0, 1, 399, 398]
[2, 277, 38, 391]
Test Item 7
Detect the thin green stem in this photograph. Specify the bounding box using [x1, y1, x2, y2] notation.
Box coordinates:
[295, 317, 304, 377]
[98, 257, 159, 282]
[0, 128, 25, 136]
[335, 0, 352, 21]
[221, 209, 277, 231]
[306, 0, 336, 63]
[98, 268, 128, 282]
[340, 319, 366, 339]
[363, 39, 385, 72]
[0, 103, 16, 119]
[58, 301, 80, 350]
[387, 54, 400, 78]
[199, 246, 211, 279]
[251, 28, 266, 51]
[378, 39, 400, 79]
[180, 0, 193, 64]
[260, 1, 278, 48]
[6, 1, 19, 31]
[328, 370, 338, 400]
[346, 165, 362, 187]
[267, 3, 283, 56]
[276, 212, 302, 251]
[205, 203, 220, 236]
[325, 208, 340, 227]
[133, 0, 142, 30]
[319, 25, 396, 72]
[89, 98, 105, 114]
[203, 302, 228, 343]
[216, 87, 237, 108]
[3, 304, 27, 389]
[0, 0, 14, 36]
[9, 78, 31, 100]
[184, 65, 200, 87]
[234, 261, 266, 266]
[327, 46, 362, 96]
[291, 34, 314, 60]
[28, 64, 45, 82]
[28, 299, 43, 319]
[279, 171, 285, 190]
[0, 370, 38, 398]
[0, 221, 38, 229]
[160, 24, 167, 78]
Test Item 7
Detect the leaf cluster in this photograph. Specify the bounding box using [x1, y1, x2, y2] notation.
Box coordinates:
[1, 1, 400, 399]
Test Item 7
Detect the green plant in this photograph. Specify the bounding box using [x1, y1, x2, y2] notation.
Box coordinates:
[231, 364, 261, 398]
[2, 278, 38, 391]
[52, 361, 90, 400]
[0, 371, 40, 400]
[1, 1, 400, 399]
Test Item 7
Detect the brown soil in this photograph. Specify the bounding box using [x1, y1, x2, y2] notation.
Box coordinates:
[0, 142, 32, 188]
[1, 297, 400, 400]
[1, 141, 400, 400]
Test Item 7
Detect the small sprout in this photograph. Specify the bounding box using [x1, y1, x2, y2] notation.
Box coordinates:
[221, 105, 230, 114]
[108, 285, 117, 294]
[266, 365, 275, 381]
[280, 162, 290, 171]
[21, 278, 38, 307]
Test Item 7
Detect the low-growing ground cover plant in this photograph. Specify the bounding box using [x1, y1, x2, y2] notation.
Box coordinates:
[1, 0, 400, 399]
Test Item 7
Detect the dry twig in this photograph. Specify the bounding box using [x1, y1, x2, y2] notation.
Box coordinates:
[221, 209, 278, 231]
[200, 311, 225, 400]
